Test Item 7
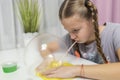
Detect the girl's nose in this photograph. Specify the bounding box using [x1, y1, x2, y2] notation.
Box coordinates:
[70, 33, 76, 40]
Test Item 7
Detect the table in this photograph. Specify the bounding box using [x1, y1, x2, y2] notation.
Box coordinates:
[0, 48, 96, 80]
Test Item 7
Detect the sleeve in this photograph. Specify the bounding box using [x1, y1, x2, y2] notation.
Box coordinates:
[62, 34, 72, 48]
[113, 26, 120, 51]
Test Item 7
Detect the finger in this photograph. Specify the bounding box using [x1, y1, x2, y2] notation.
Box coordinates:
[42, 66, 60, 75]
[42, 68, 57, 74]
[35, 64, 45, 71]
[35, 60, 51, 72]
[35, 66, 39, 71]
[36, 65, 48, 73]
[45, 73, 59, 78]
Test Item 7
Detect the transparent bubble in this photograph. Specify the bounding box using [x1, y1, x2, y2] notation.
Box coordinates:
[24, 33, 70, 77]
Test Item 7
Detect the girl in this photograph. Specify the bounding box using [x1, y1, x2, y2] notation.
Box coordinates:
[40, 0, 120, 79]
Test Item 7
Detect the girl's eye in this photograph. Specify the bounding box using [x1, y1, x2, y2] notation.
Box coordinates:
[72, 29, 80, 33]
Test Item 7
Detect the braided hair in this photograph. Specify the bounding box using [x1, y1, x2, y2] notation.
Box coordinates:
[59, 0, 108, 63]
[84, 0, 107, 63]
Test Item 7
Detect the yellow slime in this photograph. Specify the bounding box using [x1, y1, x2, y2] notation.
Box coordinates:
[36, 60, 73, 80]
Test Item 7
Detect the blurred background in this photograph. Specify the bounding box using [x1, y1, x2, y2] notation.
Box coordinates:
[0, 0, 120, 50]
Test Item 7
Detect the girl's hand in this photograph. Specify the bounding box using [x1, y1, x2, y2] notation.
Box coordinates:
[36, 55, 54, 72]
[42, 66, 80, 78]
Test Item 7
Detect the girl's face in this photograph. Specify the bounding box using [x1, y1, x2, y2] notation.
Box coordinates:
[61, 14, 95, 43]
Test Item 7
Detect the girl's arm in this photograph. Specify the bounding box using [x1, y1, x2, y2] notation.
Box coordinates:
[76, 47, 120, 80]
[75, 63, 120, 80]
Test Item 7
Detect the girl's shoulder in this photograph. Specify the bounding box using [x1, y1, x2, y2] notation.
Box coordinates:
[105, 22, 120, 29]
[100, 22, 120, 62]
[101, 22, 120, 35]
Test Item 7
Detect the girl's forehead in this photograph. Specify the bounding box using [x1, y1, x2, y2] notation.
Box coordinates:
[62, 15, 81, 23]
[61, 15, 88, 28]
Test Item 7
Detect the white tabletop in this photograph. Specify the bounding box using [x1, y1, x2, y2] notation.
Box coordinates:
[0, 48, 96, 80]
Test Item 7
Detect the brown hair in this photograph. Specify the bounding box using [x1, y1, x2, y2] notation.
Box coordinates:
[59, 0, 108, 63]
